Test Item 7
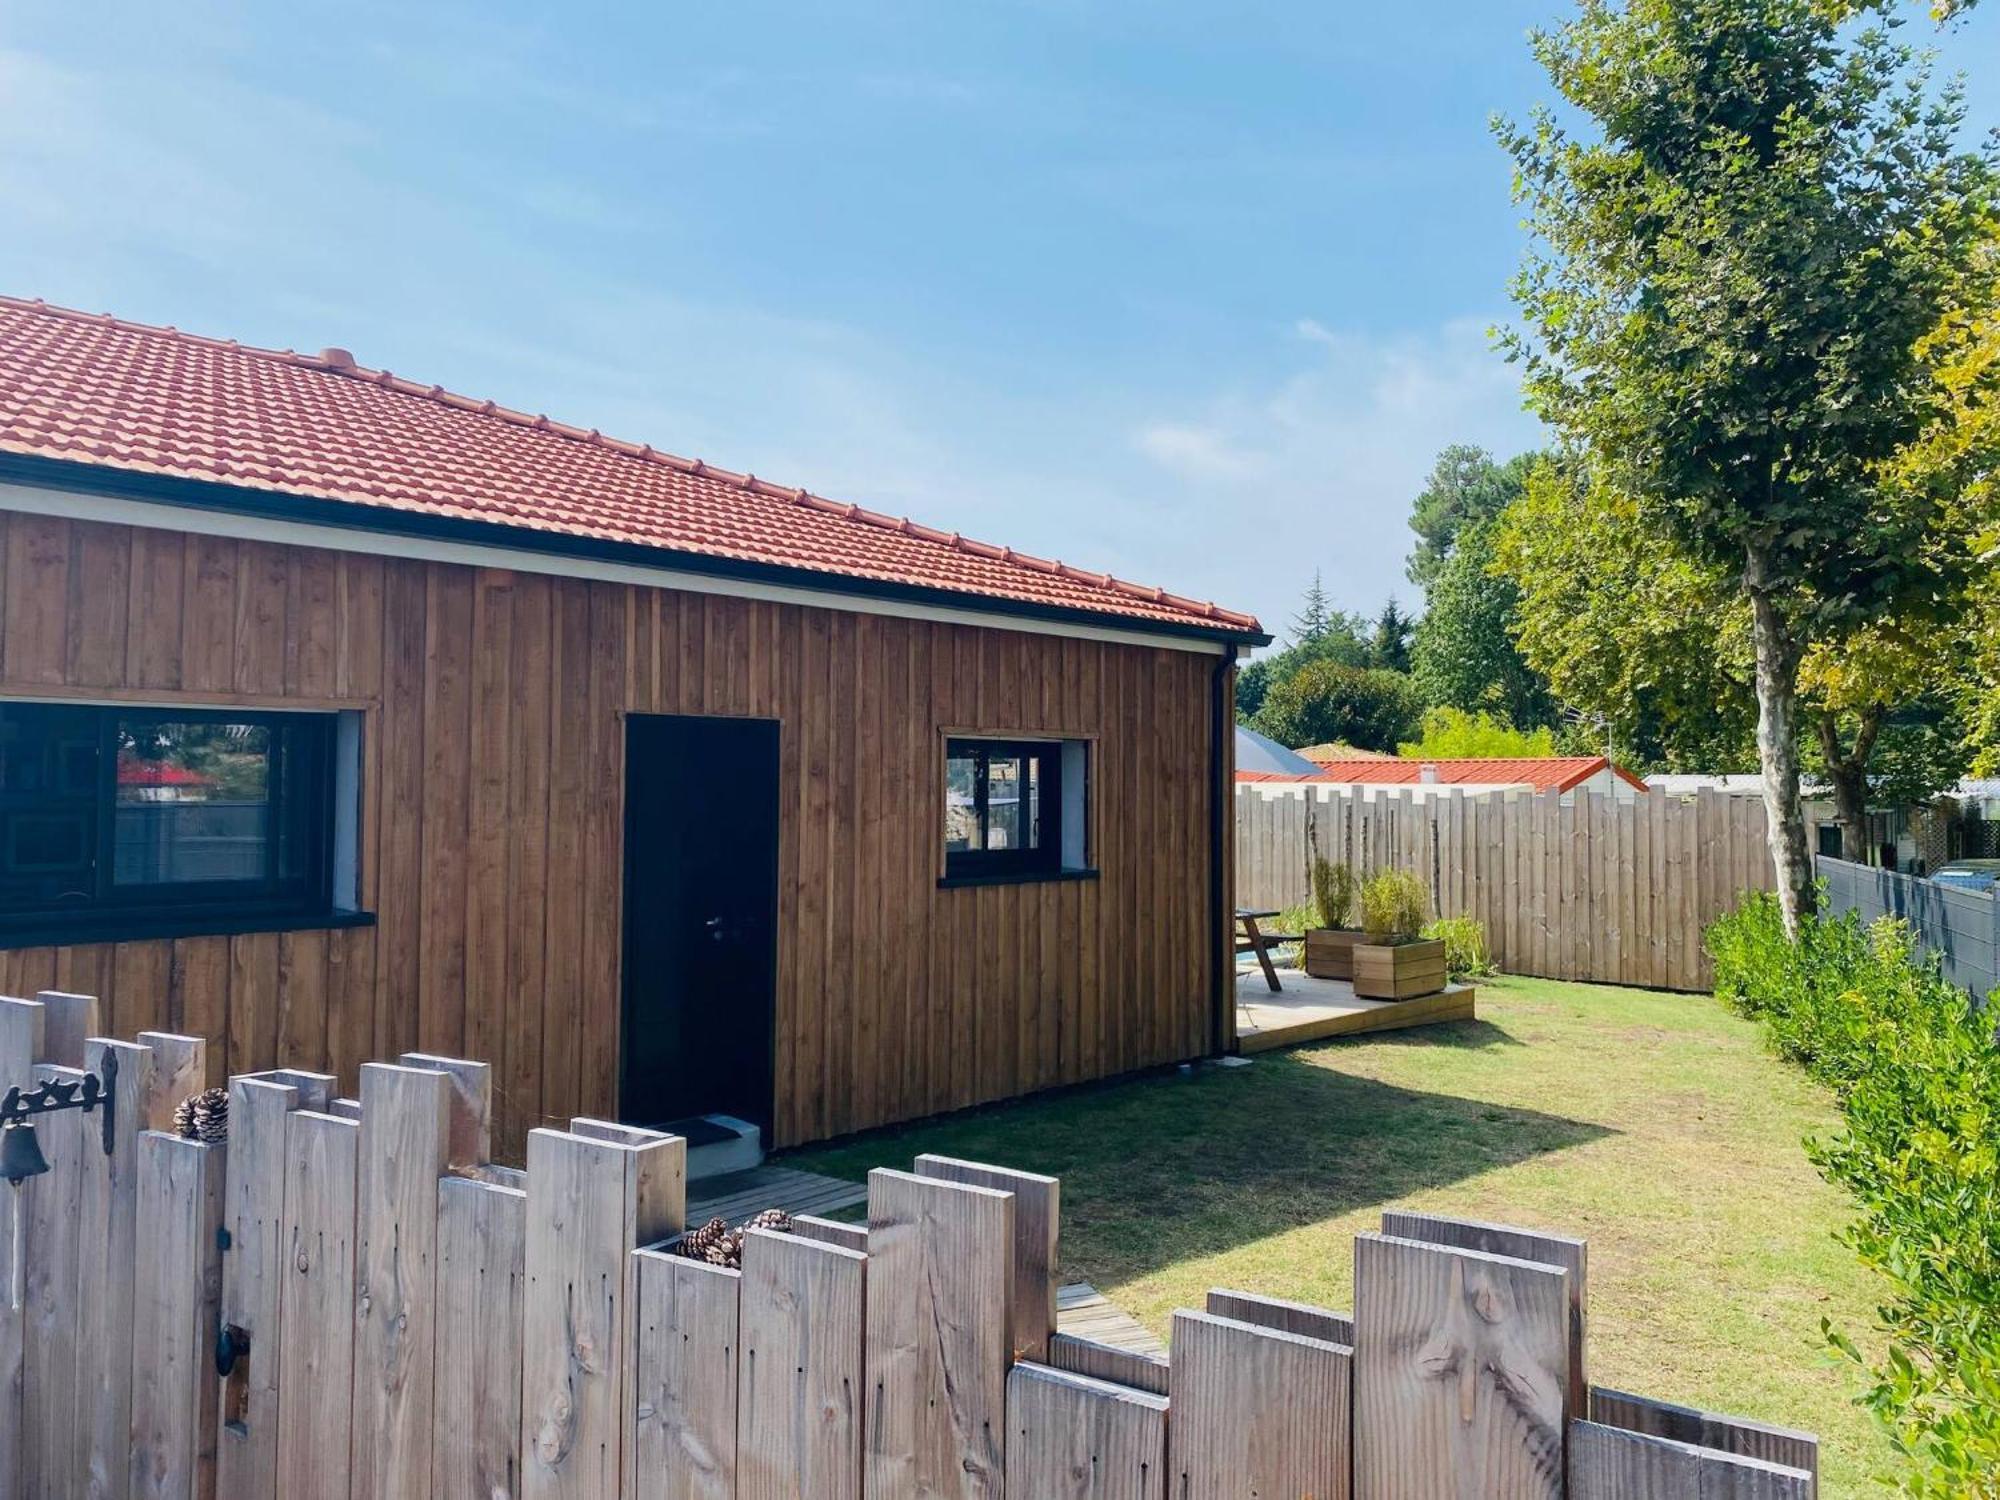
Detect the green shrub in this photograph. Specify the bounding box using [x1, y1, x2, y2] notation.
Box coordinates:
[1359, 869, 1427, 944]
[1708, 894, 2000, 1496]
[1311, 858, 1357, 930]
[1422, 915, 1494, 979]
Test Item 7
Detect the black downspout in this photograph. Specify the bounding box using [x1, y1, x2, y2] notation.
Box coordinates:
[1209, 646, 1235, 1055]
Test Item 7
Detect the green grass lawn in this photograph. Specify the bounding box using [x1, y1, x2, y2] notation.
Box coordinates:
[789, 973, 1897, 1495]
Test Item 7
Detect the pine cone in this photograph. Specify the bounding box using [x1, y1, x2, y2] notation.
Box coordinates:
[676, 1216, 730, 1263]
[173, 1087, 229, 1143]
[192, 1088, 229, 1144]
[743, 1208, 793, 1236]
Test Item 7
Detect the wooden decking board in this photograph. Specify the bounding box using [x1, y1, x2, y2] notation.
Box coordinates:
[1236, 973, 1477, 1054]
[686, 1164, 868, 1227]
[1056, 1284, 1167, 1358]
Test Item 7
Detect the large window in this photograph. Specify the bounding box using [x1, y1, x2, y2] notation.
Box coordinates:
[943, 736, 1091, 883]
[0, 702, 338, 933]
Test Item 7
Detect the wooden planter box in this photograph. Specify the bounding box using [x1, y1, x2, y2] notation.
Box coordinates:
[1304, 928, 1361, 980]
[1352, 938, 1448, 1000]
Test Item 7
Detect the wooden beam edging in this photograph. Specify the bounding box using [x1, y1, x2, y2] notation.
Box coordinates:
[1204, 1288, 1354, 1349]
[1044, 1333, 1170, 1398]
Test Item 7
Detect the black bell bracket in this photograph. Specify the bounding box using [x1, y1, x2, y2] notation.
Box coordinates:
[0, 1048, 118, 1163]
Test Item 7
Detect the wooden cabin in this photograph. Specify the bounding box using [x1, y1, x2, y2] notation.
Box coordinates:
[0, 297, 1265, 1154]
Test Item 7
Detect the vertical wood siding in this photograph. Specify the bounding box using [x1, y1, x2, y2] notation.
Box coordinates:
[0, 513, 1222, 1153]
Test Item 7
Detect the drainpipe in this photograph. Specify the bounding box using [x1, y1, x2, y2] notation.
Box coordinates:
[1209, 646, 1236, 1056]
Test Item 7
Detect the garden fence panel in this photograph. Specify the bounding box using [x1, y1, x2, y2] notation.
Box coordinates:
[8, 1016, 1824, 1500]
[1818, 853, 1997, 1000]
[1235, 786, 1776, 990]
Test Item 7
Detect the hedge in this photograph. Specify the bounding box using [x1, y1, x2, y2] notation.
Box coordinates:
[1708, 893, 2000, 1498]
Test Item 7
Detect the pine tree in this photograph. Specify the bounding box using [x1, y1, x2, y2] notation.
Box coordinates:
[1288, 572, 1332, 647]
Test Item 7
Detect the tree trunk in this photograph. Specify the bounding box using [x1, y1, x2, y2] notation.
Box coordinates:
[1816, 707, 1883, 865]
[1747, 550, 1814, 936]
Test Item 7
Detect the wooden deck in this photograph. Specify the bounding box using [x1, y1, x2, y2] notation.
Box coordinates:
[1056, 1283, 1167, 1357]
[686, 1164, 869, 1226]
[1235, 967, 1476, 1053]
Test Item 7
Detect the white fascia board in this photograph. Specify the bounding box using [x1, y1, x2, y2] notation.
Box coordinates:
[0, 478, 1236, 657]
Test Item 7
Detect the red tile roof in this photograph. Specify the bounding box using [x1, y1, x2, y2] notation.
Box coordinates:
[1242, 756, 1649, 794]
[0, 297, 1261, 638]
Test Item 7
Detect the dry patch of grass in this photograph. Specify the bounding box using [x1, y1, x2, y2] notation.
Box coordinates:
[791, 974, 1894, 1493]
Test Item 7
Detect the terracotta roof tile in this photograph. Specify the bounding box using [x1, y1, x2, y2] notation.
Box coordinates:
[0, 296, 1262, 637]
[1272, 755, 1649, 794]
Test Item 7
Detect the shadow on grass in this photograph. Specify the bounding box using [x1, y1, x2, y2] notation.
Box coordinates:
[1346, 1017, 1526, 1050]
[785, 1039, 1613, 1285]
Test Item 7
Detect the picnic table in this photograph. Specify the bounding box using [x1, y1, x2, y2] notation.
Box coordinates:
[1235, 907, 1291, 993]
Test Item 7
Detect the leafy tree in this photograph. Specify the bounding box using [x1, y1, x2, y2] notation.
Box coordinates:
[1499, 0, 1997, 931]
[1407, 445, 1538, 587]
[1236, 578, 1376, 721]
[1367, 600, 1414, 673]
[1398, 707, 1556, 759]
[1409, 517, 1558, 732]
[1493, 467, 1760, 771]
[1251, 661, 1421, 753]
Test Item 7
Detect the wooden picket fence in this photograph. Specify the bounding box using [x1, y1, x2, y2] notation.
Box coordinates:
[3, 1000, 1821, 1499]
[1237, 785, 1776, 992]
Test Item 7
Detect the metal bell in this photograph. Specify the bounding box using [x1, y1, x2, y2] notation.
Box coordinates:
[0, 1120, 48, 1185]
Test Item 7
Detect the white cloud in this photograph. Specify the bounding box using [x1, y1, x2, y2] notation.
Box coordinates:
[1126, 316, 1541, 635]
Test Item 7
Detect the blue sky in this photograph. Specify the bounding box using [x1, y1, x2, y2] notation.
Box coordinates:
[2, 3, 1993, 641]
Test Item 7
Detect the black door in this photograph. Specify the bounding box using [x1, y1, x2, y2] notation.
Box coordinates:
[620, 714, 780, 1132]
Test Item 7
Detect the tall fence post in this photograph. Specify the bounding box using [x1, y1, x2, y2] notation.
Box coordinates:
[0, 994, 45, 1500]
[128, 1130, 226, 1500]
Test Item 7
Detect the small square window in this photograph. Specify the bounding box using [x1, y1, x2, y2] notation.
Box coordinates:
[943, 737, 1088, 883]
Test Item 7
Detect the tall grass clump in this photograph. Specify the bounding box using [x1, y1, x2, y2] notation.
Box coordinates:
[1708, 893, 2000, 1497]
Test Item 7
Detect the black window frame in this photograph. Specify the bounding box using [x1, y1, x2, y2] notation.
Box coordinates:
[943, 737, 1067, 882]
[0, 700, 339, 938]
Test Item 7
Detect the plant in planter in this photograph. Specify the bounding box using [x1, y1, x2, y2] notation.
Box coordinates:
[1304, 857, 1363, 980]
[1352, 869, 1447, 1000]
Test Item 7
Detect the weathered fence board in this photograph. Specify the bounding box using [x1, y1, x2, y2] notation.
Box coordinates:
[351, 1063, 455, 1500]
[22, 1064, 87, 1498]
[521, 1128, 681, 1500]
[1167, 1310, 1350, 1500]
[1004, 1362, 1167, 1500]
[214, 1076, 309, 1500]
[0, 995, 44, 1500]
[1380, 1210, 1589, 1421]
[737, 1226, 866, 1500]
[1588, 1389, 1818, 1485]
[273, 1109, 360, 1500]
[1044, 1333, 1170, 1398]
[1203, 1287, 1354, 1348]
[633, 1246, 740, 1500]
[1352, 1232, 1569, 1500]
[433, 1174, 527, 1500]
[76, 1037, 153, 1500]
[914, 1155, 1059, 1361]
[129, 1133, 225, 1500]
[1235, 786, 1776, 990]
[864, 1168, 1013, 1500]
[1568, 1419, 1814, 1500]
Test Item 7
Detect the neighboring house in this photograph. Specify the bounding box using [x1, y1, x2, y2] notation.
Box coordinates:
[1251, 754, 1649, 803]
[0, 296, 1267, 1154]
